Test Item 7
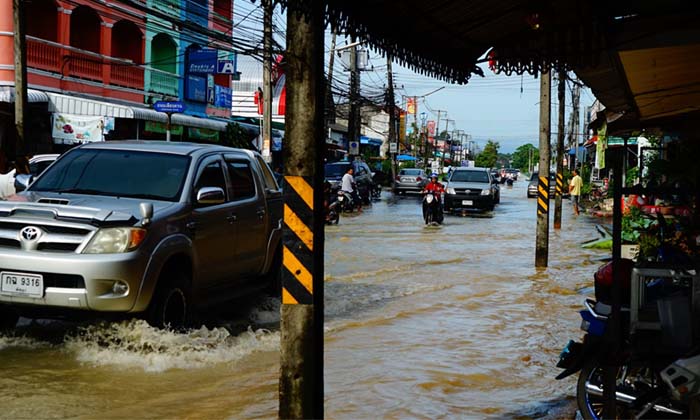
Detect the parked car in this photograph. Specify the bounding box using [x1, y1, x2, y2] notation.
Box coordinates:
[394, 168, 428, 194]
[0, 141, 283, 329]
[527, 171, 556, 198]
[324, 159, 375, 203]
[443, 167, 498, 212]
[0, 154, 59, 199]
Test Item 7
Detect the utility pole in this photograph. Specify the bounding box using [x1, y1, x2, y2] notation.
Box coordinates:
[554, 71, 566, 230]
[535, 70, 551, 268]
[386, 54, 397, 191]
[324, 32, 337, 134]
[261, 0, 273, 163]
[279, 0, 324, 418]
[571, 80, 581, 169]
[13, 0, 27, 157]
[347, 44, 361, 157]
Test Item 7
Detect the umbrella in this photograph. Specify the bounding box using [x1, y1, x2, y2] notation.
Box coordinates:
[396, 154, 417, 161]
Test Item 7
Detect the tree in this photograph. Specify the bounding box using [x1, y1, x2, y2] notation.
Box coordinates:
[475, 140, 499, 168]
[511, 143, 539, 173]
[222, 123, 257, 150]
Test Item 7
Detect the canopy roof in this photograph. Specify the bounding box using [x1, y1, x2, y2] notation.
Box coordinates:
[278, 0, 700, 128]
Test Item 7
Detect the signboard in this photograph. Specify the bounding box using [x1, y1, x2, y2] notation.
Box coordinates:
[427, 120, 436, 137]
[185, 74, 207, 102]
[52, 113, 104, 143]
[188, 49, 217, 74]
[349, 140, 360, 155]
[145, 121, 183, 135]
[217, 60, 236, 74]
[153, 101, 185, 114]
[389, 142, 398, 153]
[214, 85, 232, 108]
[406, 97, 416, 115]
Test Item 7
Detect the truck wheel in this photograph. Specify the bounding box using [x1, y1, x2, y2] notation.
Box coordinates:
[148, 271, 192, 330]
[0, 306, 18, 331]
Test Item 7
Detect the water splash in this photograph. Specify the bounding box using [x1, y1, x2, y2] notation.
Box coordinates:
[63, 320, 279, 372]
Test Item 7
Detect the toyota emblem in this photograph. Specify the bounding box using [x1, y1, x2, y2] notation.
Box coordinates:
[20, 226, 42, 241]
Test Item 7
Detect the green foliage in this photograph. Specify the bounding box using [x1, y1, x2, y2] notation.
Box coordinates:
[511, 144, 538, 172]
[222, 123, 256, 150]
[475, 140, 500, 168]
[626, 166, 639, 187]
[621, 206, 654, 243]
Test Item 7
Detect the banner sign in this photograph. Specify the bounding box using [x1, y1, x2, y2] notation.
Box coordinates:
[214, 85, 232, 108]
[427, 120, 436, 137]
[185, 74, 207, 102]
[188, 127, 219, 140]
[145, 121, 183, 135]
[406, 97, 416, 115]
[188, 49, 218, 73]
[52, 113, 104, 143]
[216, 60, 236, 74]
[153, 101, 185, 114]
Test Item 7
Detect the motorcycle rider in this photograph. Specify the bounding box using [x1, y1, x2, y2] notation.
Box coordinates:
[341, 167, 362, 212]
[421, 173, 445, 223]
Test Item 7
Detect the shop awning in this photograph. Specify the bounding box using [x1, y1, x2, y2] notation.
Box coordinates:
[47, 92, 133, 118]
[360, 136, 382, 147]
[0, 87, 49, 103]
[396, 154, 417, 161]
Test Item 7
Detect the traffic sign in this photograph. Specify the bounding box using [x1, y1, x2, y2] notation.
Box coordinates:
[153, 101, 185, 114]
[389, 143, 398, 153]
[349, 141, 359, 155]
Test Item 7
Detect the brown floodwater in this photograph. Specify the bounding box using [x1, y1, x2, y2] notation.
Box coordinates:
[0, 180, 606, 418]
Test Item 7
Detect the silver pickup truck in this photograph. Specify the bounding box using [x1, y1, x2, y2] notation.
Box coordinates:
[0, 141, 283, 329]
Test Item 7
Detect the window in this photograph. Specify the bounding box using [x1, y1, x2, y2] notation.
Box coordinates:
[226, 161, 256, 200]
[449, 170, 489, 183]
[30, 149, 190, 202]
[30, 160, 54, 178]
[256, 156, 279, 190]
[195, 160, 227, 205]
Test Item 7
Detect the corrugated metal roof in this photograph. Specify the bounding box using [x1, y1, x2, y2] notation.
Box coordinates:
[47, 92, 134, 118]
[0, 87, 49, 103]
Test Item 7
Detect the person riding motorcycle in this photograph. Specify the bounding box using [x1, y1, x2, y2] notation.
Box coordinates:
[421, 173, 445, 224]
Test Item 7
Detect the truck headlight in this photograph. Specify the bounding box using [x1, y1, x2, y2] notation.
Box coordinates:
[480, 189, 491, 196]
[446, 188, 456, 195]
[83, 228, 147, 254]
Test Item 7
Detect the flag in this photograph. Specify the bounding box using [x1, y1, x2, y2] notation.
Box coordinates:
[407, 97, 416, 115]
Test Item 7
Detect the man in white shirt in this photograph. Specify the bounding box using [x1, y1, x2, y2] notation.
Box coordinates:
[341, 167, 362, 211]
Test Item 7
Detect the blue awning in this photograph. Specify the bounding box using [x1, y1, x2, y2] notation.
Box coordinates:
[360, 136, 383, 147]
[397, 154, 417, 161]
[568, 146, 586, 155]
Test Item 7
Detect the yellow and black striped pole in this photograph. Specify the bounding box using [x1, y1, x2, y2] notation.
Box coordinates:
[279, 2, 324, 418]
[535, 70, 551, 268]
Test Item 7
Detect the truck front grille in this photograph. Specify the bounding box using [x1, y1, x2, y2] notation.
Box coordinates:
[0, 220, 92, 253]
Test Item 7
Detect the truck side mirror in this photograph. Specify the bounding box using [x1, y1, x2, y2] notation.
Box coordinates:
[14, 174, 33, 193]
[196, 187, 225, 205]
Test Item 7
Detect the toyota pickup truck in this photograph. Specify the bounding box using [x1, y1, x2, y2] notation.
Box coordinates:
[0, 141, 283, 329]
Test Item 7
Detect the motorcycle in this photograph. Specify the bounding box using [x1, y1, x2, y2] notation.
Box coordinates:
[422, 191, 443, 225]
[336, 190, 356, 213]
[556, 258, 696, 419]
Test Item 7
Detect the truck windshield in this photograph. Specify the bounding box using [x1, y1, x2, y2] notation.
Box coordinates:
[30, 149, 190, 202]
[450, 171, 489, 183]
[324, 163, 350, 178]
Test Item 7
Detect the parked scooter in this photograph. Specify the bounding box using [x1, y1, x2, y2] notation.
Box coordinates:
[556, 258, 695, 419]
[422, 191, 443, 225]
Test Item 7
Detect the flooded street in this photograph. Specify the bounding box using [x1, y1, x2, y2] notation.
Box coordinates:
[0, 180, 607, 418]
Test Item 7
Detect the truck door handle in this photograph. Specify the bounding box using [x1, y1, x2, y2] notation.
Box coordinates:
[256, 208, 266, 218]
[186, 221, 197, 230]
[227, 213, 237, 223]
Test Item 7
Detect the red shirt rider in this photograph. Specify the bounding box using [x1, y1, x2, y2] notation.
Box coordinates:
[423, 174, 445, 195]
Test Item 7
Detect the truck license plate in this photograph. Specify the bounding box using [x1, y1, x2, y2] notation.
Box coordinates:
[462, 200, 473, 206]
[1, 271, 43, 298]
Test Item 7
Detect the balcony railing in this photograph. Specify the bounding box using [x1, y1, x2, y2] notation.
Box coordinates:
[148, 68, 180, 97]
[26, 36, 151, 91]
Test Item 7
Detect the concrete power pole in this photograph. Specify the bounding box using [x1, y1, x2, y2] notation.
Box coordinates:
[279, 0, 324, 418]
[553, 71, 566, 230]
[261, 0, 273, 162]
[13, 0, 27, 157]
[386, 55, 397, 191]
[535, 70, 551, 268]
[571, 81, 581, 169]
[347, 45, 361, 157]
[324, 32, 337, 135]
